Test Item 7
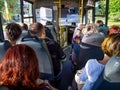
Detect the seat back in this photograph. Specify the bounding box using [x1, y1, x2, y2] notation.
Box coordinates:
[0, 41, 11, 60]
[21, 30, 29, 38]
[46, 25, 57, 42]
[104, 56, 120, 82]
[17, 36, 54, 76]
[91, 70, 120, 90]
[0, 86, 9, 90]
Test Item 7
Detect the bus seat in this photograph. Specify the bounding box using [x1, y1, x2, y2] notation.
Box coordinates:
[91, 70, 120, 90]
[21, 30, 29, 38]
[0, 86, 9, 90]
[104, 56, 120, 82]
[0, 41, 11, 60]
[17, 36, 54, 80]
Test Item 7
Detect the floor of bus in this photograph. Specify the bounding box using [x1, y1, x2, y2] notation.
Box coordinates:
[54, 45, 75, 90]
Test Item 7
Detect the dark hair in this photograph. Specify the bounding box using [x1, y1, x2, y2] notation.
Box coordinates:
[0, 44, 40, 89]
[20, 23, 28, 30]
[5, 23, 22, 42]
[96, 20, 103, 24]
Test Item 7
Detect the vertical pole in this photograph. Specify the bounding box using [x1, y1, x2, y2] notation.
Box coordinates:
[0, 12, 4, 41]
[78, 0, 81, 23]
[105, 0, 109, 25]
[81, 0, 84, 23]
[92, 2, 95, 23]
[20, 0, 24, 23]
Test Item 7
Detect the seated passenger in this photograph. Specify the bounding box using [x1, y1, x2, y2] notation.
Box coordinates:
[91, 33, 120, 90]
[0, 44, 57, 90]
[0, 23, 22, 60]
[108, 25, 120, 35]
[72, 32, 105, 71]
[20, 23, 29, 37]
[20, 23, 28, 30]
[29, 23, 66, 76]
[76, 33, 120, 90]
[5, 23, 22, 46]
[71, 23, 99, 71]
[96, 20, 109, 36]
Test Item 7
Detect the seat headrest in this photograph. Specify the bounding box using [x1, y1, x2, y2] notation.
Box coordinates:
[104, 56, 120, 82]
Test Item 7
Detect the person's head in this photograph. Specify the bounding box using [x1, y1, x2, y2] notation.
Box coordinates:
[20, 23, 28, 30]
[0, 44, 40, 87]
[108, 25, 120, 35]
[82, 32, 105, 47]
[29, 23, 46, 39]
[46, 21, 53, 25]
[5, 23, 22, 45]
[102, 33, 120, 57]
[82, 23, 98, 35]
[96, 20, 103, 26]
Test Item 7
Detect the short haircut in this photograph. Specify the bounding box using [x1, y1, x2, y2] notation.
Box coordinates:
[20, 23, 28, 30]
[29, 23, 43, 34]
[96, 20, 103, 24]
[102, 33, 120, 57]
[5, 23, 22, 42]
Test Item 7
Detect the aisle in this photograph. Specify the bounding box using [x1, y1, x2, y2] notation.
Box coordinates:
[57, 45, 75, 90]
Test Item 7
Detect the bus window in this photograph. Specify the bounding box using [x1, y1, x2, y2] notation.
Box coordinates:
[23, 1, 33, 24]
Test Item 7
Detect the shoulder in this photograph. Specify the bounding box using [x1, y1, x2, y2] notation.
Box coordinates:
[86, 59, 97, 65]
[85, 59, 99, 69]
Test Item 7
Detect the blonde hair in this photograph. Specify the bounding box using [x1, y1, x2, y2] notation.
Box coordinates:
[102, 33, 120, 57]
[82, 23, 98, 35]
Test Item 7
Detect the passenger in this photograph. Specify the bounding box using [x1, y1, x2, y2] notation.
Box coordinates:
[108, 25, 120, 35]
[82, 23, 98, 35]
[91, 33, 120, 90]
[20, 23, 28, 30]
[44, 26, 54, 40]
[72, 24, 97, 65]
[5, 23, 22, 46]
[0, 44, 57, 90]
[29, 22, 66, 76]
[75, 33, 120, 90]
[76, 33, 105, 69]
[71, 24, 102, 71]
[45, 21, 57, 41]
[96, 20, 109, 36]
[19, 23, 29, 37]
[72, 23, 85, 44]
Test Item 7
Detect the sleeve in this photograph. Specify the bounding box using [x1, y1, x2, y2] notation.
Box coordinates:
[82, 59, 104, 90]
[75, 68, 87, 85]
[55, 42, 66, 62]
[86, 60, 103, 83]
[79, 68, 87, 83]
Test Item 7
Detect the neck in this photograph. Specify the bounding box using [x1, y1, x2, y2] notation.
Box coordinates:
[9, 41, 16, 46]
[98, 54, 110, 65]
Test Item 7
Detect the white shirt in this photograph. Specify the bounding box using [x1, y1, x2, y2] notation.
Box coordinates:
[79, 59, 104, 90]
